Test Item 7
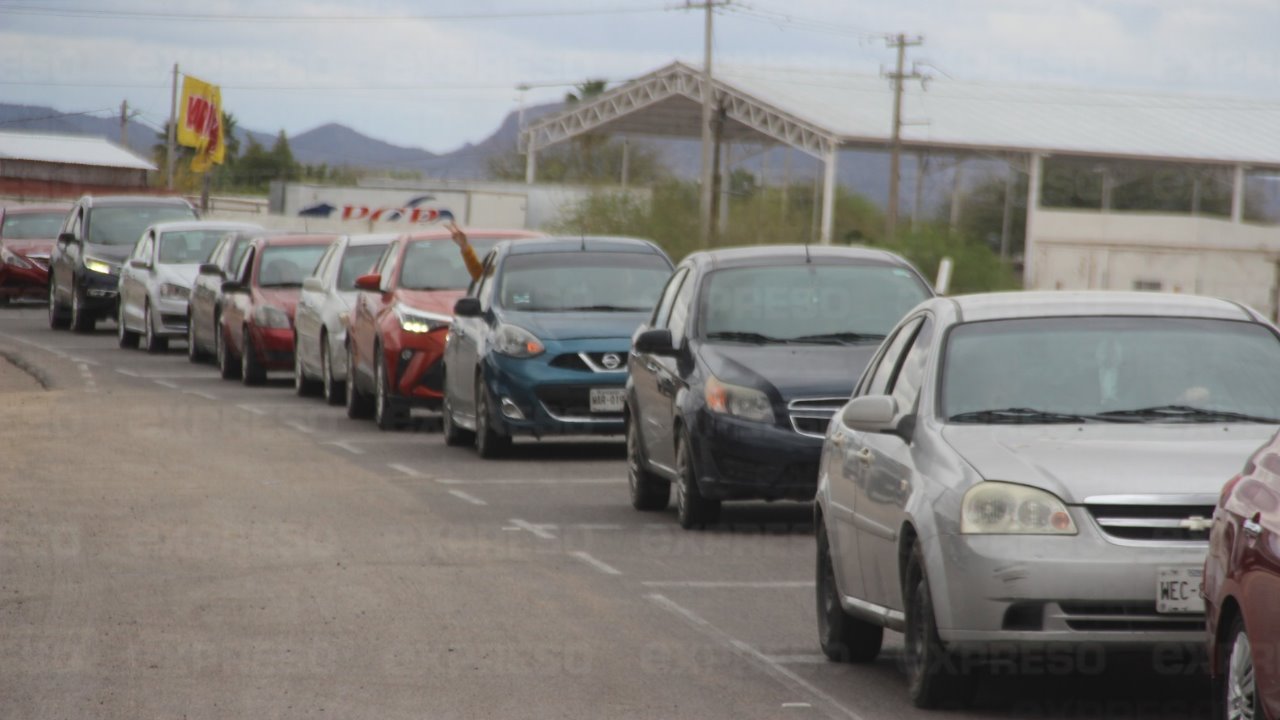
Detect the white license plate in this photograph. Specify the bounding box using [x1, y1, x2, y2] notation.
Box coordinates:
[1156, 566, 1205, 614]
[588, 388, 626, 413]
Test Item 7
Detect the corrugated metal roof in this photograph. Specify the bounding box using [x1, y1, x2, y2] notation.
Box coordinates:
[715, 65, 1280, 166]
[0, 130, 155, 171]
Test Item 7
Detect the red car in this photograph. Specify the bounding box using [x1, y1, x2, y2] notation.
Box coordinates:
[1206, 431, 1280, 719]
[0, 204, 71, 303]
[345, 229, 541, 429]
[215, 234, 335, 385]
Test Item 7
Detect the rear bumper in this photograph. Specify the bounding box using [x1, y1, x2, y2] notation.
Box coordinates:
[689, 410, 821, 501]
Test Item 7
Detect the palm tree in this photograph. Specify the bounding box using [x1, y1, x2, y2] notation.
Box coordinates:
[565, 80, 609, 181]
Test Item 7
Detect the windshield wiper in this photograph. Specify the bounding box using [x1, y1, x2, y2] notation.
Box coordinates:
[258, 282, 302, 288]
[705, 331, 791, 345]
[790, 331, 886, 345]
[949, 407, 1091, 424]
[1095, 404, 1280, 424]
[553, 304, 649, 312]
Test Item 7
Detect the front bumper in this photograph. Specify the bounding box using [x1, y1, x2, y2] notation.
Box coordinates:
[79, 269, 119, 311]
[250, 325, 295, 370]
[482, 342, 629, 438]
[382, 327, 447, 410]
[930, 524, 1208, 649]
[689, 410, 822, 501]
[152, 296, 190, 338]
[0, 260, 48, 298]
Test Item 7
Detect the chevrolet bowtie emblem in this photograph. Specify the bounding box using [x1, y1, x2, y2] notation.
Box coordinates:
[1179, 516, 1213, 532]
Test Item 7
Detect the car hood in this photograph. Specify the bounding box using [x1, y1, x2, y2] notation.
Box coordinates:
[396, 289, 465, 317]
[257, 288, 301, 319]
[83, 243, 132, 264]
[698, 342, 878, 399]
[155, 264, 199, 288]
[3, 238, 54, 256]
[503, 310, 651, 342]
[941, 423, 1277, 503]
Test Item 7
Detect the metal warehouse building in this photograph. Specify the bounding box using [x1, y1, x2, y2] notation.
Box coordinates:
[523, 62, 1280, 317]
[0, 130, 154, 198]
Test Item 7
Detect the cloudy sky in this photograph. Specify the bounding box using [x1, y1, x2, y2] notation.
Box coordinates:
[2, 0, 1278, 152]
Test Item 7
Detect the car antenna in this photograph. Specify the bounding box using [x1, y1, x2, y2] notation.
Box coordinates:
[804, 240, 812, 264]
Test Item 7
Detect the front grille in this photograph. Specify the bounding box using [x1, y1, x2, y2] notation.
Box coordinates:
[787, 397, 846, 438]
[418, 357, 443, 392]
[714, 456, 818, 487]
[535, 385, 623, 419]
[1056, 601, 1203, 632]
[1087, 504, 1215, 542]
[549, 354, 591, 372]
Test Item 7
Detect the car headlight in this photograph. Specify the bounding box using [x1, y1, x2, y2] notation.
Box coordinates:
[960, 482, 1077, 535]
[705, 375, 774, 423]
[0, 246, 32, 269]
[159, 283, 190, 300]
[492, 323, 544, 358]
[84, 257, 117, 276]
[253, 305, 291, 329]
[394, 304, 450, 334]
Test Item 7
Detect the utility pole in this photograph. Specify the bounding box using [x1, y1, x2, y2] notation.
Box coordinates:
[166, 63, 180, 190]
[689, 0, 729, 247]
[884, 34, 923, 241]
[119, 100, 129, 147]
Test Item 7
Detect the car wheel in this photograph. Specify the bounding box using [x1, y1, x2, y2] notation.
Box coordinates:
[817, 522, 883, 662]
[675, 431, 719, 529]
[143, 302, 168, 354]
[628, 412, 670, 511]
[1220, 615, 1260, 720]
[48, 282, 69, 329]
[373, 349, 409, 430]
[117, 301, 139, 349]
[216, 318, 241, 380]
[442, 388, 475, 446]
[294, 334, 321, 397]
[241, 328, 266, 386]
[345, 342, 373, 419]
[474, 376, 510, 459]
[187, 313, 206, 363]
[903, 540, 970, 709]
[321, 334, 343, 406]
[69, 284, 95, 333]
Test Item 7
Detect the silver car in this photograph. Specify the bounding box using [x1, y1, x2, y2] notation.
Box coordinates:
[293, 234, 395, 403]
[117, 221, 261, 353]
[815, 291, 1280, 708]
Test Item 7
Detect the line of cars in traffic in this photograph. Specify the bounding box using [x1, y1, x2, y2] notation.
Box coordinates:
[4, 193, 1280, 715]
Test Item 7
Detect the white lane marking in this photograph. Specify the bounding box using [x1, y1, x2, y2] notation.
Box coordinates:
[783, 703, 814, 709]
[325, 440, 365, 455]
[183, 389, 218, 400]
[236, 404, 266, 415]
[285, 421, 314, 434]
[570, 551, 622, 576]
[448, 489, 488, 506]
[645, 523, 673, 530]
[388, 463, 424, 478]
[768, 656, 830, 666]
[646, 594, 867, 720]
[118, 369, 214, 379]
[640, 581, 815, 589]
[153, 379, 179, 389]
[435, 478, 617, 485]
[508, 519, 557, 540]
[569, 523, 624, 531]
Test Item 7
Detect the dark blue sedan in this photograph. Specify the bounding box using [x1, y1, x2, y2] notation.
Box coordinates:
[441, 237, 674, 458]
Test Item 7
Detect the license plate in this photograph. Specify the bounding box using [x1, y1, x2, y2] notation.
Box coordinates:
[1156, 566, 1205, 614]
[588, 388, 626, 414]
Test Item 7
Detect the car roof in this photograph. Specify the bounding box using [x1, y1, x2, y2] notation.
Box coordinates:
[396, 229, 544, 243]
[940, 291, 1258, 323]
[686, 244, 919, 270]
[503, 235, 667, 256]
[342, 233, 399, 246]
[258, 233, 338, 247]
[2, 204, 72, 214]
[148, 221, 262, 235]
[78, 195, 194, 209]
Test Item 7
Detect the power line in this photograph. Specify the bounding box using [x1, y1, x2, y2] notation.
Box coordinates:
[0, 3, 671, 22]
[725, 5, 885, 40]
[0, 107, 115, 126]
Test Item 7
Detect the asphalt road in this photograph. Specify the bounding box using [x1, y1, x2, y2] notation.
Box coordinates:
[0, 305, 1212, 719]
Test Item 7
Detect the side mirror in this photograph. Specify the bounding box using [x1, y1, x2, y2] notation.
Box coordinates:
[634, 328, 675, 356]
[221, 280, 245, 294]
[354, 273, 381, 292]
[453, 297, 482, 318]
[57, 232, 77, 247]
[198, 263, 222, 276]
[841, 395, 898, 433]
[301, 276, 324, 293]
[128, 258, 150, 270]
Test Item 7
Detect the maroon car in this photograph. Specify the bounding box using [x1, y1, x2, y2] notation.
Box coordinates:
[0, 204, 71, 303]
[215, 234, 334, 385]
[1206, 431, 1280, 719]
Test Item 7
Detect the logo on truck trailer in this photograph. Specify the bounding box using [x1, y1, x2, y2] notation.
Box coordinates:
[297, 195, 454, 223]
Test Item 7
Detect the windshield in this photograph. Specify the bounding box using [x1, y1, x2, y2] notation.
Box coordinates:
[338, 243, 390, 290]
[158, 230, 228, 264]
[497, 251, 671, 312]
[258, 244, 329, 287]
[2, 211, 65, 240]
[87, 205, 197, 246]
[701, 263, 930, 344]
[397, 238, 501, 291]
[942, 317, 1280, 423]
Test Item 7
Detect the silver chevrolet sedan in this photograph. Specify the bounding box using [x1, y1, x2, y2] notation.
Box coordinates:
[117, 220, 262, 353]
[815, 291, 1280, 708]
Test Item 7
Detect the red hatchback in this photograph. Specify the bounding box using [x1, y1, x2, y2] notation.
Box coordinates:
[345, 229, 541, 429]
[216, 234, 335, 385]
[1206, 431, 1280, 719]
[0, 204, 71, 303]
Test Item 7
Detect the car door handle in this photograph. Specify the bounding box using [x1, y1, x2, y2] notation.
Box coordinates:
[854, 448, 873, 464]
[1243, 516, 1263, 538]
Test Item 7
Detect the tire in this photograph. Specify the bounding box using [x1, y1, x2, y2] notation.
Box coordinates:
[142, 302, 168, 354]
[294, 334, 321, 397]
[903, 541, 970, 709]
[442, 390, 475, 446]
[216, 318, 241, 380]
[1219, 615, 1260, 720]
[474, 376, 510, 459]
[675, 432, 720, 529]
[241, 328, 266, 386]
[69, 284, 95, 333]
[345, 342, 373, 419]
[321, 334, 342, 406]
[817, 523, 883, 663]
[373, 348, 409, 430]
[627, 412, 670, 511]
[47, 281, 69, 329]
[117, 301, 139, 349]
[187, 313, 207, 363]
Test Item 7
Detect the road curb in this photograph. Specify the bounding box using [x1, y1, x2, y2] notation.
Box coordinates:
[0, 348, 52, 390]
